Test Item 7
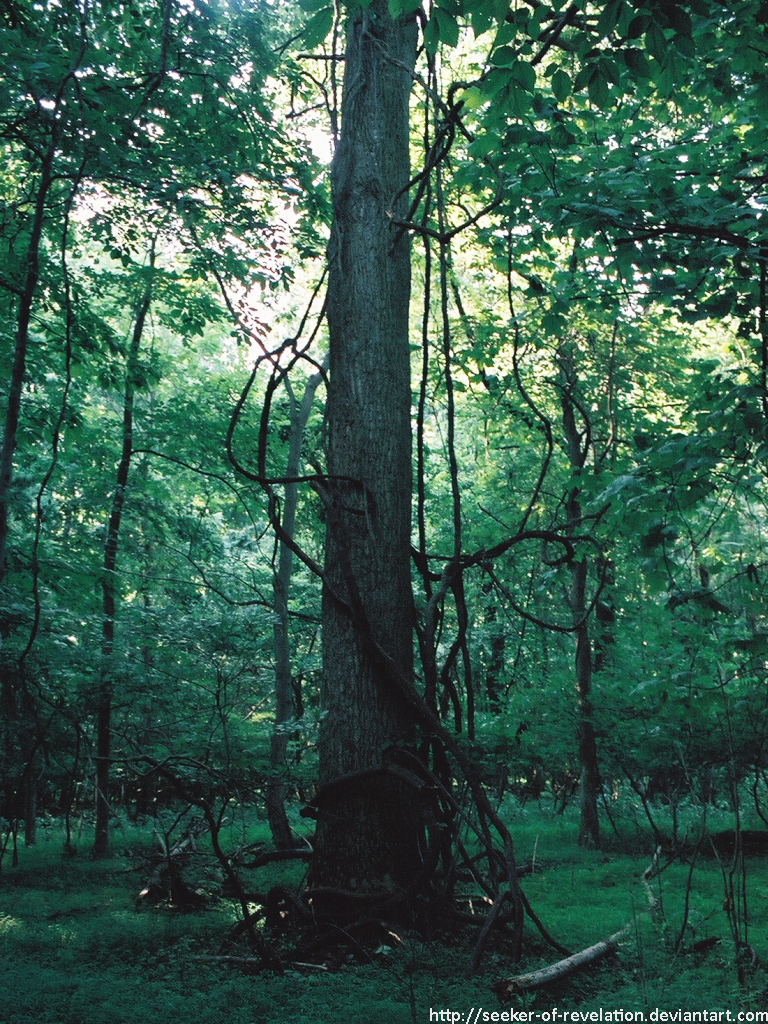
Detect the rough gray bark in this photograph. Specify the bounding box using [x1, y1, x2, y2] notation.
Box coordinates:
[309, 0, 419, 897]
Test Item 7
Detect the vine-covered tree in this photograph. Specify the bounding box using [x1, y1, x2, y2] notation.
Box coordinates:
[2, 0, 768, 976]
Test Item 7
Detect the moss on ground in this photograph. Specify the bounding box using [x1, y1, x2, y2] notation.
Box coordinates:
[2, 808, 767, 1023]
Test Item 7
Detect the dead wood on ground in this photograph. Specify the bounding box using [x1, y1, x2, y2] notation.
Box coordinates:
[494, 925, 629, 997]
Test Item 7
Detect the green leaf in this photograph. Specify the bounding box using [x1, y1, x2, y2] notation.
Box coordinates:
[493, 20, 517, 47]
[423, 14, 440, 53]
[645, 22, 668, 63]
[550, 122, 576, 147]
[508, 124, 532, 146]
[587, 69, 610, 108]
[468, 0, 496, 37]
[653, 51, 676, 95]
[527, 3, 547, 38]
[482, 67, 513, 97]
[389, 0, 422, 14]
[507, 82, 532, 114]
[510, 60, 536, 92]
[551, 67, 571, 101]
[461, 86, 485, 110]
[673, 32, 695, 57]
[667, 6, 693, 37]
[541, 310, 566, 335]
[468, 132, 496, 158]
[491, 44, 517, 67]
[301, 6, 333, 48]
[623, 47, 651, 79]
[598, 56, 620, 85]
[627, 13, 650, 39]
[434, 8, 460, 48]
[573, 64, 593, 93]
[701, 293, 734, 317]
[596, 0, 622, 38]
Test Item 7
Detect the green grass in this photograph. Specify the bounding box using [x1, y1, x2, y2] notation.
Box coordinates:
[2, 806, 767, 1024]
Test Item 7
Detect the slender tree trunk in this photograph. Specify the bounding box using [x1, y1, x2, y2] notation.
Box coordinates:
[482, 584, 505, 712]
[559, 353, 600, 848]
[93, 263, 154, 858]
[309, 0, 420, 900]
[569, 553, 600, 847]
[23, 755, 38, 847]
[267, 367, 325, 849]
[63, 723, 81, 854]
[0, 145, 56, 585]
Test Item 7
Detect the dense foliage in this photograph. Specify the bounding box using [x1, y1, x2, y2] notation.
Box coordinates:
[1, 0, 768, 996]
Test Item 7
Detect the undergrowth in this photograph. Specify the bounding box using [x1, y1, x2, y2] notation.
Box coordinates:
[2, 803, 767, 1024]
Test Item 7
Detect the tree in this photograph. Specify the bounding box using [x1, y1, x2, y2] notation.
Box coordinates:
[308, 0, 422, 901]
[267, 361, 325, 850]
[94, 245, 155, 859]
[4, 0, 768, 974]
[0, 0, 86, 586]
[0, 0, 315, 854]
[558, 344, 601, 848]
[302, 0, 765, 905]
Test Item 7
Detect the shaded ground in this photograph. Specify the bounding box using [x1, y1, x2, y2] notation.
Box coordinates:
[2, 805, 768, 1023]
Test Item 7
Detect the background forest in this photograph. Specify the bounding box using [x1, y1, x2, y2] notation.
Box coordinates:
[2, 0, 768, 1018]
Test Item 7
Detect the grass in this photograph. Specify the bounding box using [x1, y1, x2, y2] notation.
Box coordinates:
[2, 803, 767, 1023]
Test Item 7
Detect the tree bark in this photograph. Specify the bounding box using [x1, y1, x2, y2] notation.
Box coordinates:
[23, 762, 37, 847]
[494, 925, 628, 997]
[559, 351, 600, 848]
[267, 366, 325, 850]
[93, 262, 153, 858]
[570, 554, 601, 847]
[309, 0, 420, 899]
[0, 144, 56, 585]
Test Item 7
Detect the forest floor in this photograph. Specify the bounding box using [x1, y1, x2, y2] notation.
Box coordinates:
[2, 802, 767, 1024]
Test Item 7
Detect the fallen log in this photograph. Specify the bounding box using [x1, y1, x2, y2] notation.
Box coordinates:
[242, 848, 312, 870]
[190, 956, 328, 972]
[493, 925, 629, 998]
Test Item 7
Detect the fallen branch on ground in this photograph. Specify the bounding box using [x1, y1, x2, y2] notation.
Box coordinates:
[493, 925, 629, 997]
[242, 848, 312, 869]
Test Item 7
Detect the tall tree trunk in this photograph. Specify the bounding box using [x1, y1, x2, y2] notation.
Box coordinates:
[569, 553, 600, 847]
[309, 0, 420, 901]
[93, 262, 154, 858]
[267, 366, 325, 850]
[559, 353, 600, 848]
[482, 586, 505, 713]
[23, 751, 38, 847]
[0, 144, 56, 586]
